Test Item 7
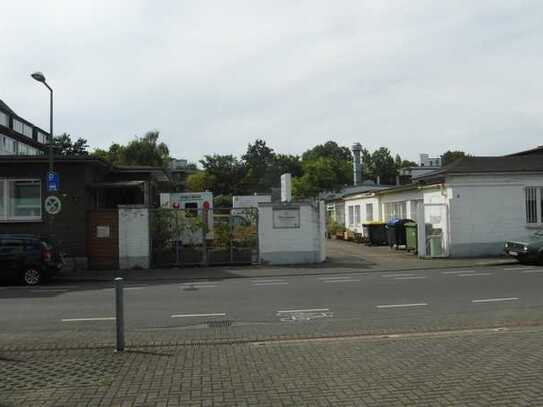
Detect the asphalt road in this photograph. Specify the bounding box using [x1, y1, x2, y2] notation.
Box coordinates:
[1, 264, 543, 347]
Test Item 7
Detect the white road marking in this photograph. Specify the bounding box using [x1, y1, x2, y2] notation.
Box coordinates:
[377, 303, 428, 309]
[504, 267, 536, 271]
[394, 276, 427, 280]
[125, 287, 145, 290]
[171, 313, 226, 318]
[180, 284, 217, 288]
[472, 297, 519, 303]
[322, 279, 360, 283]
[277, 308, 329, 313]
[382, 274, 419, 278]
[441, 270, 475, 274]
[318, 276, 353, 280]
[457, 273, 492, 277]
[253, 282, 289, 286]
[62, 317, 115, 322]
[29, 289, 68, 293]
[252, 279, 286, 283]
[5, 285, 80, 289]
[521, 269, 543, 273]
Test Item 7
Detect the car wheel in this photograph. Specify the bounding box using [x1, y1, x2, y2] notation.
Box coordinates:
[537, 253, 543, 266]
[22, 268, 42, 286]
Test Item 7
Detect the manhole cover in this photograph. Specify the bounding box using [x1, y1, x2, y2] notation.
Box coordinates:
[207, 320, 233, 328]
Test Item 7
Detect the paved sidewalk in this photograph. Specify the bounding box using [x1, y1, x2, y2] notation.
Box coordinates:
[57, 239, 516, 283]
[2, 327, 542, 406]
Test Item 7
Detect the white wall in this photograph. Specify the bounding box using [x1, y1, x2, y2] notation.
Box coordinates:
[446, 174, 543, 257]
[258, 202, 325, 264]
[344, 195, 379, 234]
[119, 207, 150, 269]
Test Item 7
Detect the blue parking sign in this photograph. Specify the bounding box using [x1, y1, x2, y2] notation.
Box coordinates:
[47, 171, 59, 192]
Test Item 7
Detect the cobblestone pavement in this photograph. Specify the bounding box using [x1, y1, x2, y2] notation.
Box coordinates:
[2, 326, 543, 406]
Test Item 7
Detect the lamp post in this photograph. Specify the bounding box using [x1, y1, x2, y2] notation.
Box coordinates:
[31, 71, 53, 173]
[31, 72, 55, 238]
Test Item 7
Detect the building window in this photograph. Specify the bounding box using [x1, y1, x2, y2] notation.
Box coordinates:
[0, 111, 8, 127]
[366, 203, 374, 222]
[22, 124, 33, 138]
[384, 201, 407, 221]
[12, 119, 23, 134]
[0, 180, 42, 221]
[526, 187, 538, 224]
[37, 131, 48, 144]
[354, 205, 361, 225]
[348, 206, 354, 225]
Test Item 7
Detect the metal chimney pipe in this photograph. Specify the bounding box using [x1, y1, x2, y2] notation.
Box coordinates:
[351, 142, 362, 186]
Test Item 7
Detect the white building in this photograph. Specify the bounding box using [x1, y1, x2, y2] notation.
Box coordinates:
[344, 149, 543, 257]
[0, 99, 47, 156]
[400, 153, 443, 180]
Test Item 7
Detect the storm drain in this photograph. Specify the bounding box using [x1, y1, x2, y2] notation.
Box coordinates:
[207, 320, 233, 328]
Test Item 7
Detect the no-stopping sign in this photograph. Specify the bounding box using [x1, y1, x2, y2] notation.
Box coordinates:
[44, 195, 62, 215]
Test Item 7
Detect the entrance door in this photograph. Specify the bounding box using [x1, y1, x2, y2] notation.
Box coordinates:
[87, 210, 119, 270]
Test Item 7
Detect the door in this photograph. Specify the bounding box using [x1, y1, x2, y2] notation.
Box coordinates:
[87, 210, 119, 270]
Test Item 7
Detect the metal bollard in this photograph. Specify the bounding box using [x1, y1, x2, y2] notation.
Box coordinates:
[115, 277, 125, 352]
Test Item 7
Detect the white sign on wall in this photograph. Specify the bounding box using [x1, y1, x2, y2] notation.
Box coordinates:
[273, 208, 300, 228]
[96, 225, 111, 238]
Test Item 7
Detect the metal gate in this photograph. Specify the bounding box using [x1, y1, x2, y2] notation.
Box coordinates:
[87, 209, 119, 270]
[150, 207, 259, 267]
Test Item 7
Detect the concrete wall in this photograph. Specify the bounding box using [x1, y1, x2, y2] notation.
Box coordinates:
[258, 202, 325, 265]
[319, 200, 327, 262]
[447, 174, 543, 257]
[118, 207, 150, 269]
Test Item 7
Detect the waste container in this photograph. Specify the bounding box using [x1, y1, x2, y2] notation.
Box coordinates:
[362, 223, 388, 246]
[385, 219, 413, 249]
[405, 223, 418, 252]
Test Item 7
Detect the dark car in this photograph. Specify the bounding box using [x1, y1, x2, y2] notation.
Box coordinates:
[504, 231, 543, 265]
[0, 234, 64, 285]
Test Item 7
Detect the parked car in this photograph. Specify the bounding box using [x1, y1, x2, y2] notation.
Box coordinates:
[0, 234, 64, 285]
[504, 232, 543, 265]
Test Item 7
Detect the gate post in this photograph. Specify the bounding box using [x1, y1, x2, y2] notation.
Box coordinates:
[255, 207, 260, 264]
[202, 207, 209, 266]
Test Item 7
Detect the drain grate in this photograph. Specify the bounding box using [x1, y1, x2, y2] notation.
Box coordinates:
[207, 320, 233, 328]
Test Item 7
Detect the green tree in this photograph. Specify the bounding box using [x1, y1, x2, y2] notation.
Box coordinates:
[53, 133, 89, 155]
[293, 158, 336, 199]
[272, 154, 303, 179]
[441, 150, 468, 166]
[302, 141, 352, 162]
[186, 172, 217, 192]
[371, 147, 397, 185]
[241, 139, 276, 192]
[92, 131, 170, 167]
[121, 130, 170, 167]
[199, 154, 246, 195]
[293, 157, 350, 199]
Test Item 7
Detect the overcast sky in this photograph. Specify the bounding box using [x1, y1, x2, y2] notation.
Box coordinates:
[2, 0, 542, 164]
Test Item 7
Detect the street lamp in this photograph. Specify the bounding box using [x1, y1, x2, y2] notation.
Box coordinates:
[31, 71, 54, 173]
